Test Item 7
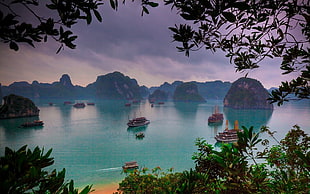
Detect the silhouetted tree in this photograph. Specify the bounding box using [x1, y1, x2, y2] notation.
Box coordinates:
[0, 0, 158, 53]
[164, 0, 309, 105]
[0, 145, 92, 193]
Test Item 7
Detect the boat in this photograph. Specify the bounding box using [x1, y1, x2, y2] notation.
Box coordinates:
[132, 100, 141, 104]
[125, 103, 131, 107]
[158, 102, 165, 105]
[135, 132, 145, 138]
[64, 101, 72, 105]
[73, 103, 85, 108]
[21, 120, 44, 127]
[215, 120, 243, 143]
[48, 102, 53, 106]
[208, 106, 224, 124]
[87, 102, 95, 105]
[122, 161, 139, 170]
[127, 117, 150, 127]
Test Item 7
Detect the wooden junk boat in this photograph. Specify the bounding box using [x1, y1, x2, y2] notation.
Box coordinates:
[215, 120, 243, 143]
[208, 106, 224, 124]
[122, 161, 139, 170]
[127, 117, 150, 127]
[21, 120, 44, 127]
[73, 103, 85, 108]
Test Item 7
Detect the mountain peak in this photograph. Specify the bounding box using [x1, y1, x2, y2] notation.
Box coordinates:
[59, 74, 73, 88]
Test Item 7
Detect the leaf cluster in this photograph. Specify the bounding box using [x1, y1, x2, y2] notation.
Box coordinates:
[0, 0, 158, 53]
[118, 125, 310, 193]
[0, 145, 92, 194]
[165, 0, 310, 105]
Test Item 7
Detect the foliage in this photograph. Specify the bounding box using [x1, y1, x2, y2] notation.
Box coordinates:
[164, 0, 310, 105]
[118, 167, 182, 193]
[0, 0, 158, 53]
[117, 125, 310, 193]
[0, 145, 92, 194]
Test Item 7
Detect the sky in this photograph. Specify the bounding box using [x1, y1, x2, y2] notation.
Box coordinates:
[0, 2, 297, 89]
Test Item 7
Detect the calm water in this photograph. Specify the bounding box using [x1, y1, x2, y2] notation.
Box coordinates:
[0, 99, 309, 188]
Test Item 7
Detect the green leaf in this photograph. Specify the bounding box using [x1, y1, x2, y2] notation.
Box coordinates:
[46, 3, 57, 10]
[110, 0, 116, 10]
[9, 41, 19, 51]
[86, 11, 92, 24]
[93, 10, 102, 22]
[148, 2, 159, 7]
[222, 12, 236, 23]
[142, 6, 149, 15]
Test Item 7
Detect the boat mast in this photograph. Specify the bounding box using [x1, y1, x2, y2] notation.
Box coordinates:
[225, 120, 229, 130]
[234, 120, 239, 131]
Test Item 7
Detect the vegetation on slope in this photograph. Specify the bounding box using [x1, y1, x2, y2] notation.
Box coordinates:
[117, 126, 310, 193]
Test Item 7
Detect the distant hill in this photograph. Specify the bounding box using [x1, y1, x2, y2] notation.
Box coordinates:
[224, 77, 273, 109]
[1, 74, 94, 99]
[150, 80, 231, 100]
[3, 72, 274, 102]
[195, 80, 231, 100]
[149, 89, 169, 102]
[0, 94, 40, 119]
[0, 83, 2, 103]
[95, 71, 142, 100]
[173, 82, 206, 102]
[149, 81, 183, 99]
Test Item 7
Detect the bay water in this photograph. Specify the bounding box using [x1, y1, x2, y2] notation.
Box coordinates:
[0, 99, 309, 188]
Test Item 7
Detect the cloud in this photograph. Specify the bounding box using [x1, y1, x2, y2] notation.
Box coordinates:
[0, 2, 295, 89]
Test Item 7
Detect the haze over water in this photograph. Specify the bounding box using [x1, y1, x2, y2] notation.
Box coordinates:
[0, 99, 309, 188]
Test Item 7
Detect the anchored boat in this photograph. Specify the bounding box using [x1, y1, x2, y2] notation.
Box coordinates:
[73, 103, 85, 108]
[21, 120, 44, 127]
[215, 120, 243, 143]
[208, 106, 224, 124]
[122, 161, 139, 170]
[127, 117, 150, 127]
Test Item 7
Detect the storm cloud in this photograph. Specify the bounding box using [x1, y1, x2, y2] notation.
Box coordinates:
[0, 2, 295, 88]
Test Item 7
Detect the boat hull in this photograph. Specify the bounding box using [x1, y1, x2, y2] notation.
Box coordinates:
[127, 120, 150, 127]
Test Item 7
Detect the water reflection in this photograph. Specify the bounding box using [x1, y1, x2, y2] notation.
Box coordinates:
[174, 102, 201, 118]
[223, 107, 273, 131]
[127, 125, 148, 133]
[0, 116, 42, 145]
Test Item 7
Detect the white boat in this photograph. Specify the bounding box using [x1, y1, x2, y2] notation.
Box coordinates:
[122, 161, 139, 170]
[73, 103, 85, 108]
[127, 117, 150, 127]
[215, 120, 243, 143]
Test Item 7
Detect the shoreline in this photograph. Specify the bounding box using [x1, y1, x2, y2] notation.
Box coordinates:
[90, 183, 119, 194]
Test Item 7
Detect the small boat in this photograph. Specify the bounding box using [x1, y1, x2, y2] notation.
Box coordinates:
[122, 161, 139, 170]
[21, 120, 44, 127]
[127, 117, 150, 127]
[208, 106, 224, 124]
[132, 100, 140, 104]
[125, 103, 131, 107]
[64, 101, 72, 105]
[136, 132, 145, 138]
[48, 102, 53, 106]
[158, 102, 164, 105]
[87, 102, 95, 105]
[215, 120, 243, 143]
[73, 103, 85, 108]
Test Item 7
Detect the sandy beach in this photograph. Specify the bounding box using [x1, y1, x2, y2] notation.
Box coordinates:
[91, 183, 119, 194]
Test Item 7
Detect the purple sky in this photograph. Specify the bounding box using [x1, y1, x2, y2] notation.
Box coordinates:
[0, 2, 296, 88]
